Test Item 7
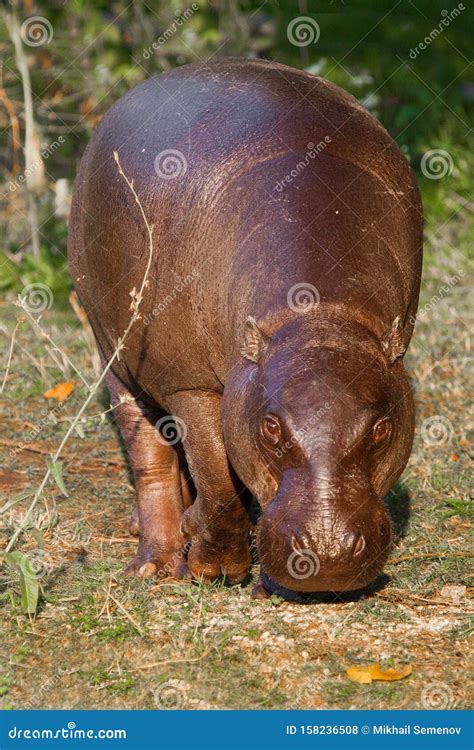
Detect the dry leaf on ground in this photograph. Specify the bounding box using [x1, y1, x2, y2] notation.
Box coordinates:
[346, 663, 412, 684]
[43, 382, 75, 402]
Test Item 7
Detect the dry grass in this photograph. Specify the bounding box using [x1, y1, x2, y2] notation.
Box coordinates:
[0, 212, 472, 711]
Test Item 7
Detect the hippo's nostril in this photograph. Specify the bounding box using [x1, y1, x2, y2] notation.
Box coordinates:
[353, 533, 366, 557]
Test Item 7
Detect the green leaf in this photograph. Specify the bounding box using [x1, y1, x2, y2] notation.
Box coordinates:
[19, 560, 39, 615]
[3, 551, 24, 566]
[0, 491, 33, 515]
[3, 552, 39, 615]
[29, 528, 45, 548]
[47, 460, 68, 497]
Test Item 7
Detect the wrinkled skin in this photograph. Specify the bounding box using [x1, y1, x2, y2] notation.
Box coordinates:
[68, 59, 423, 597]
[223, 316, 414, 593]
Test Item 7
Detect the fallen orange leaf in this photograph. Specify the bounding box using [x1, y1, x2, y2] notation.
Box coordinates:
[346, 663, 412, 684]
[43, 382, 75, 402]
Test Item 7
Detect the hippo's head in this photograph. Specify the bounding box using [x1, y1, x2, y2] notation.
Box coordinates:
[222, 313, 414, 594]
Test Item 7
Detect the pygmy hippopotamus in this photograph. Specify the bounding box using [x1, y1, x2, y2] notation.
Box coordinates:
[68, 58, 423, 598]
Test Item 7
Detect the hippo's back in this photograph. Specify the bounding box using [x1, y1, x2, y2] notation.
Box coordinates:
[69, 59, 422, 399]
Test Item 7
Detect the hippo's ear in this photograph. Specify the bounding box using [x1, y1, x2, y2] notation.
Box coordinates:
[241, 316, 270, 363]
[381, 316, 407, 364]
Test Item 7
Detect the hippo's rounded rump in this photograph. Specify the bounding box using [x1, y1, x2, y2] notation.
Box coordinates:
[68, 59, 422, 596]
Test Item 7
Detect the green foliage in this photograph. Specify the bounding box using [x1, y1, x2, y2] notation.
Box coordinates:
[438, 498, 474, 520]
[0, 246, 70, 305]
[0, 0, 471, 663]
[89, 668, 136, 695]
[0, 676, 12, 697]
[47, 460, 69, 498]
[3, 552, 40, 615]
[0, 0, 471, 304]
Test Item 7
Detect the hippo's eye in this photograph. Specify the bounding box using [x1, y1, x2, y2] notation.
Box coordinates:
[373, 418, 392, 445]
[260, 415, 281, 446]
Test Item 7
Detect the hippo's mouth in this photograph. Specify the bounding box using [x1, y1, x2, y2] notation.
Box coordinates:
[258, 545, 390, 595]
[253, 569, 389, 603]
[255, 483, 393, 600]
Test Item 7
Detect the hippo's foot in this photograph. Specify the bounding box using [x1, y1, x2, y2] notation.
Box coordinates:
[126, 540, 187, 580]
[182, 506, 251, 585]
[186, 537, 251, 585]
[251, 572, 273, 600]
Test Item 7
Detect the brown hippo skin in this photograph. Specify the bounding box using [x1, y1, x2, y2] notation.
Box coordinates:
[68, 58, 423, 597]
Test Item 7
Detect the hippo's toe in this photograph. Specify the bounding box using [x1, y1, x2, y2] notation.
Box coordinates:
[186, 537, 251, 586]
[126, 541, 187, 580]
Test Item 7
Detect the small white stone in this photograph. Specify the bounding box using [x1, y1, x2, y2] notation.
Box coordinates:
[439, 584, 466, 604]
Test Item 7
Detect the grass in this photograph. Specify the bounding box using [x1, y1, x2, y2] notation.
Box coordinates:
[0, 215, 472, 710]
[0, 10, 472, 707]
[0, 191, 472, 709]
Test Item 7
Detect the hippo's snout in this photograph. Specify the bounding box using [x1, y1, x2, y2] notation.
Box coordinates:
[258, 474, 392, 593]
[336, 530, 367, 558]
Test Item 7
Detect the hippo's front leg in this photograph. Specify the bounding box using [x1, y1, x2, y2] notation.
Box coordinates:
[167, 390, 252, 584]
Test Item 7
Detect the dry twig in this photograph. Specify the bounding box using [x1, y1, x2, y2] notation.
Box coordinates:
[2, 152, 154, 555]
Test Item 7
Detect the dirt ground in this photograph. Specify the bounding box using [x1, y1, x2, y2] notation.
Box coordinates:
[0, 208, 472, 711]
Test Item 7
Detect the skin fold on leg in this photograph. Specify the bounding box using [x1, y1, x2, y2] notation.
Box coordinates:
[128, 446, 194, 536]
